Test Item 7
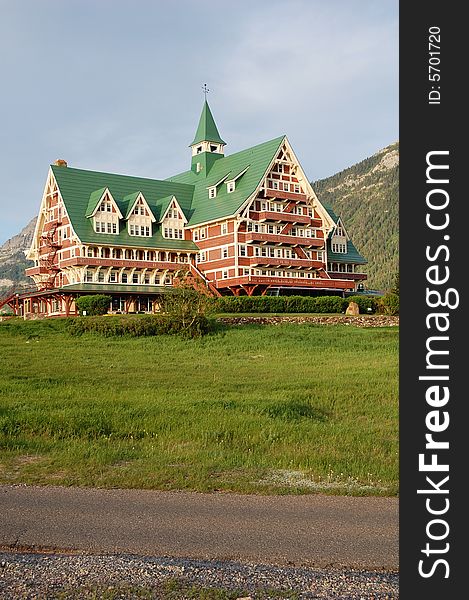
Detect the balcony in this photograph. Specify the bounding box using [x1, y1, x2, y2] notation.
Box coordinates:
[215, 275, 355, 290]
[264, 188, 307, 201]
[329, 271, 367, 281]
[239, 231, 324, 247]
[242, 257, 325, 269]
[251, 210, 312, 225]
[59, 257, 184, 270]
[25, 266, 50, 276]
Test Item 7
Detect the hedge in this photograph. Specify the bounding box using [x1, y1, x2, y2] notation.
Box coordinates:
[212, 295, 349, 314]
[67, 314, 217, 338]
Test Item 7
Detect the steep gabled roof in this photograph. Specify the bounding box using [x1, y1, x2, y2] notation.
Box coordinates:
[168, 135, 285, 226]
[51, 165, 197, 250]
[51, 134, 286, 243]
[190, 100, 226, 146]
[322, 200, 367, 264]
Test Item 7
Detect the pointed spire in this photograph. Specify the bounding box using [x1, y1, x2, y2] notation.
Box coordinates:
[190, 100, 226, 147]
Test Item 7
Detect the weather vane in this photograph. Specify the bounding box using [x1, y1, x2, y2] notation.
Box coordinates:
[202, 83, 210, 98]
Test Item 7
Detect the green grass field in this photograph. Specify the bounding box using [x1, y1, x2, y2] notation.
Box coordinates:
[0, 319, 398, 495]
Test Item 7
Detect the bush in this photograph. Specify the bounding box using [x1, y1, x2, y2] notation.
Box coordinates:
[75, 295, 112, 316]
[345, 295, 378, 314]
[212, 295, 347, 314]
[377, 293, 399, 315]
[67, 314, 218, 338]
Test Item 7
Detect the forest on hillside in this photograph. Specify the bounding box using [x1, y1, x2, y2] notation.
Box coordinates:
[314, 142, 399, 291]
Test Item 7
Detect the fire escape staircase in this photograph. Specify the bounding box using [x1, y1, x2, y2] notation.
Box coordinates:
[39, 222, 61, 289]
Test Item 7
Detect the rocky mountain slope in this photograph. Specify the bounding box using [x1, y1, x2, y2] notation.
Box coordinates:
[0, 218, 36, 290]
[313, 142, 399, 291]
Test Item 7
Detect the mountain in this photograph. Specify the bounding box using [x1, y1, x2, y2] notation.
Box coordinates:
[0, 218, 36, 290]
[313, 142, 399, 291]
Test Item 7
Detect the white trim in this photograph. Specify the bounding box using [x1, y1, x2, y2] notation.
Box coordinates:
[159, 195, 188, 224]
[90, 188, 123, 219]
[127, 192, 156, 223]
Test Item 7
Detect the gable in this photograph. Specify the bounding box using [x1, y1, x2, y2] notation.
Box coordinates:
[51, 165, 197, 250]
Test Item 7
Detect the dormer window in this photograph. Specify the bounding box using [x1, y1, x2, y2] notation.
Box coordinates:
[208, 186, 217, 199]
[100, 200, 112, 212]
[227, 181, 235, 193]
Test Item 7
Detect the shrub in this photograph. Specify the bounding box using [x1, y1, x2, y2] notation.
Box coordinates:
[67, 314, 217, 338]
[345, 295, 378, 314]
[212, 295, 347, 314]
[377, 293, 399, 315]
[75, 295, 112, 316]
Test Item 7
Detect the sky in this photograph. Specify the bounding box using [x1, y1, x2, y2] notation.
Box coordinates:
[0, 0, 398, 245]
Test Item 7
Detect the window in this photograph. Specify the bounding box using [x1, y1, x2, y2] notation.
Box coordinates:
[222, 270, 228, 279]
[144, 275, 150, 284]
[227, 181, 235, 193]
[222, 246, 229, 259]
[272, 180, 279, 190]
[332, 242, 347, 254]
[196, 146, 202, 154]
[196, 251, 207, 263]
[122, 273, 128, 283]
[87, 247, 94, 258]
[132, 273, 139, 284]
[239, 245, 247, 257]
[97, 271, 105, 282]
[85, 270, 93, 282]
[210, 144, 217, 152]
[196, 162, 202, 172]
[283, 182, 289, 192]
[277, 164, 284, 173]
[109, 271, 117, 282]
[294, 184, 300, 194]
[112, 223, 117, 234]
[208, 187, 216, 199]
[221, 222, 228, 235]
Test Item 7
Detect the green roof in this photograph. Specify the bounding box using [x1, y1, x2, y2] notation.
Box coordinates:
[190, 100, 226, 146]
[52, 135, 284, 244]
[52, 165, 197, 251]
[61, 283, 174, 295]
[322, 201, 366, 264]
[85, 187, 107, 217]
[168, 136, 285, 226]
[327, 240, 367, 265]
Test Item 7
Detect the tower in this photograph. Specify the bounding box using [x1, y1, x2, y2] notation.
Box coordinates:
[190, 100, 226, 175]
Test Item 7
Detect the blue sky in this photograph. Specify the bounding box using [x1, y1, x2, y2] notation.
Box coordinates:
[0, 0, 398, 244]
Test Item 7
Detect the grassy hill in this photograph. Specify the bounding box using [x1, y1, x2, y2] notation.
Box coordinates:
[313, 142, 399, 291]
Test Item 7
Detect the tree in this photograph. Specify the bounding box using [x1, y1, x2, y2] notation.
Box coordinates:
[75, 295, 112, 316]
[159, 270, 215, 336]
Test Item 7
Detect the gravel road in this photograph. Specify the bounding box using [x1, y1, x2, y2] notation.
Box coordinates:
[0, 551, 399, 599]
[0, 485, 398, 598]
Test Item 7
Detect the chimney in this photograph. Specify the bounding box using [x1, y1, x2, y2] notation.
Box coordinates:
[54, 159, 68, 167]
